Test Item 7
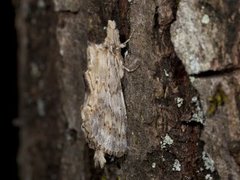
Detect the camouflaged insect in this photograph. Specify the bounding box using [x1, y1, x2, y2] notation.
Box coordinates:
[81, 20, 127, 168]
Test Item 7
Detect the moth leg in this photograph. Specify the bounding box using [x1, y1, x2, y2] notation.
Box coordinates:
[119, 39, 130, 48]
[119, 29, 136, 48]
[123, 64, 139, 72]
[123, 54, 140, 72]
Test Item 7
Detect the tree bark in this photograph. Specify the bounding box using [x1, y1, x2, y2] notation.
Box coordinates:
[16, 0, 240, 179]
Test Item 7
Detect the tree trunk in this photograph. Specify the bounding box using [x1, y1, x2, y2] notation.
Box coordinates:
[16, 0, 240, 179]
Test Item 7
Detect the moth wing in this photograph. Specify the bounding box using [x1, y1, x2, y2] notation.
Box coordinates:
[81, 44, 127, 157]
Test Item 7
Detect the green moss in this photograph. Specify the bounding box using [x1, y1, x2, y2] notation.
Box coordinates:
[207, 85, 228, 117]
[176, 0, 181, 7]
[101, 176, 107, 180]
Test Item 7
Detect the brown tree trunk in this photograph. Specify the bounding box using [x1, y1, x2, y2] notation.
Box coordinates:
[16, 0, 240, 179]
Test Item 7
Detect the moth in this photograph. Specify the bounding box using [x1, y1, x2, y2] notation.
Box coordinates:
[81, 20, 127, 168]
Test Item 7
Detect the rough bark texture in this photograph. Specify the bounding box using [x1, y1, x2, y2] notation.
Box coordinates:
[16, 0, 239, 179]
[171, 1, 240, 179]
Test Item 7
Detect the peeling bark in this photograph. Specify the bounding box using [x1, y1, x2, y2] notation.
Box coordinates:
[171, 0, 240, 179]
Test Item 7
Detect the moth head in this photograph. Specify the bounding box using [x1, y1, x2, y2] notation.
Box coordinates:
[105, 20, 121, 48]
[108, 20, 116, 29]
